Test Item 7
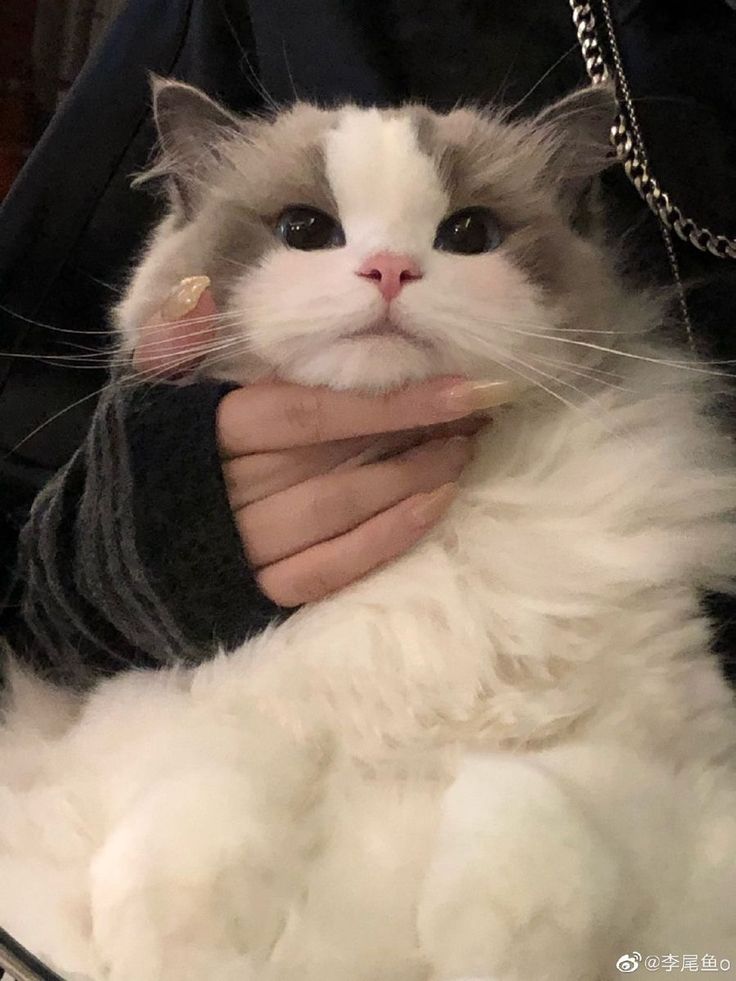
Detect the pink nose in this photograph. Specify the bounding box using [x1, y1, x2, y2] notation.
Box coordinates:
[356, 252, 423, 302]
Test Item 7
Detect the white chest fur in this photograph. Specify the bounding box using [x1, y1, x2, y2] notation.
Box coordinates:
[2, 367, 736, 981]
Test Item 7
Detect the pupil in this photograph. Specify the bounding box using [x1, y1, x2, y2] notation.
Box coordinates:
[277, 207, 344, 250]
[291, 215, 318, 247]
[453, 215, 486, 252]
[434, 207, 502, 255]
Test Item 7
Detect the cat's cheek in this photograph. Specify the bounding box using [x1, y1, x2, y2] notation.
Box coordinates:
[249, 248, 358, 304]
[260, 251, 336, 297]
[434, 252, 536, 306]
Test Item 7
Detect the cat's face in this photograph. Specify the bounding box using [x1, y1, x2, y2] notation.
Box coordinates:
[118, 82, 634, 393]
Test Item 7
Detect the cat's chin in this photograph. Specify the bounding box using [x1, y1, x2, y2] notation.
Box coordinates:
[273, 337, 441, 392]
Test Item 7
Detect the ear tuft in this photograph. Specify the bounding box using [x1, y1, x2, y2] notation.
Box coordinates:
[147, 77, 244, 212]
[152, 77, 242, 152]
[535, 83, 618, 201]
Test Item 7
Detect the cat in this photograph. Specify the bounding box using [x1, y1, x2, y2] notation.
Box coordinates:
[1, 77, 735, 981]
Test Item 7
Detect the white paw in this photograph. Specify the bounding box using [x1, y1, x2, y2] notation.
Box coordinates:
[419, 754, 622, 981]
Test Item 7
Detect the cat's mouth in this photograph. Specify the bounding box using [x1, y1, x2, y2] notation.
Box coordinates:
[346, 317, 433, 350]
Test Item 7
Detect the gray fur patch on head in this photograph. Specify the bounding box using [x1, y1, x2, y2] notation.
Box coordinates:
[407, 88, 617, 301]
[405, 85, 615, 231]
[150, 84, 337, 217]
[119, 81, 620, 357]
[217, 107, 339, 218]
[146, 80, 614, 258]
[139, 91, 342, 310]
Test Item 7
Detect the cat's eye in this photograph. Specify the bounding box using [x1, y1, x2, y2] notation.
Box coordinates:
[434, 207, 503, 255]
[275, 206, 346, 250]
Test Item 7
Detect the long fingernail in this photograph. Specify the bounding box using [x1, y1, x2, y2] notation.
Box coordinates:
[160, 275, 211, 321]
[410, 482, 457, 527]
[440, 380, 518, 416]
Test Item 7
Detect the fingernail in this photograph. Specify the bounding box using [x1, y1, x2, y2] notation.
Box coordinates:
[160, 275, 211, 321]
[440, 380, 517, 416]
[410, 482, 457, 527]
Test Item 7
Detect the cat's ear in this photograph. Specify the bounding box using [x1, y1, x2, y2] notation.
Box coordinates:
[149, 77, 243, 213]
[534, 83, 618, 220]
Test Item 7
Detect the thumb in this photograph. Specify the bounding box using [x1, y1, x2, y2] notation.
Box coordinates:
[133, 275, 216, 376]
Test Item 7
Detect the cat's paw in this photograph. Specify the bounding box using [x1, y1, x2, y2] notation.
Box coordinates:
[90, 763, 320, 981]
[419, 754, 623, 981]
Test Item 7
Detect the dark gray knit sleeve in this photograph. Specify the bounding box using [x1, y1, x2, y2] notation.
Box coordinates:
[10, 379, 285, 688]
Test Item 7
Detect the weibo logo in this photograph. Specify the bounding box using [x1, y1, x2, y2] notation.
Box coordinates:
[616, 952, 642, 973]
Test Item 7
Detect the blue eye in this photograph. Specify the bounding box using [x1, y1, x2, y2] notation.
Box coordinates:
[434, 207, 504, 255]
[276, 206, 345, 250]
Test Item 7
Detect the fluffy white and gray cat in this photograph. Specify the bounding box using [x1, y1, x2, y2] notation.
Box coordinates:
[1, 79, 735, 981]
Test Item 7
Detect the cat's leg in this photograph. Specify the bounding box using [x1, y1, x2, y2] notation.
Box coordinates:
[417, 749, 646, 981]
[89, 738, 326, 981]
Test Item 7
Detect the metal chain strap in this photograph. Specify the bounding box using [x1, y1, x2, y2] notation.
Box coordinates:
[569, 1, 610, 83]
[569, 0, 736, 261]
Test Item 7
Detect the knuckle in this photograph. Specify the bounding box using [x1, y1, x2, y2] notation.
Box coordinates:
[221, 460, 238, 496]
[310, 480, 360, 528]
[283, 389, 327, 444]
[222, 458, 255, 507]
[216, 390, 243, 453]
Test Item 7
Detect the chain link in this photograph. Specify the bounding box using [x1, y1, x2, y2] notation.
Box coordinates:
[569, 0, 736, 261]
[569, 2, 610, 83]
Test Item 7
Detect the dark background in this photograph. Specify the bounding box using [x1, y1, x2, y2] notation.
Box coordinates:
[0, 0, 126, 201]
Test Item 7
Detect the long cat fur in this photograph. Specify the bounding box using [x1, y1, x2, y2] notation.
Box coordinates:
[1, 80, 735, 981]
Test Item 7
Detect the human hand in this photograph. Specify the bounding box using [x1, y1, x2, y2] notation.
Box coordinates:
[136, 280, 514, 606]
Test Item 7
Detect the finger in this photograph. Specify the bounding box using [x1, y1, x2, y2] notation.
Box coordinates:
[257, 483, 457, 607]
[328, 414, 492, 471]
[217, 377, 515, 457]
[338, 414, 490, 466]
[223, 439, 379, 509]
[408, 415, 490, 441]
[133, 277, 216, 376]
[238, 436, 472, 568]
[223, 415, 487, 509]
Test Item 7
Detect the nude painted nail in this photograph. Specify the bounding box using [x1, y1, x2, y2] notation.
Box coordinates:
[160, 275, 211, 321]
[410, 482, 457, 527]
[441, 380, 518, 415]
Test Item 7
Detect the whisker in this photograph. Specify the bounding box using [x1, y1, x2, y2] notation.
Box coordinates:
[530, 353, 634, 393]
[537, 325, 651, 336]
[5, 377, 127, 458]
[498, 351, 626, 442]
[133, 337, 251, 376]
[530, 351, 624, 380]
[78, 270, 124, 295]
[0, 303, 117, 336]
[0, 303, 237, 338]
[218, 0, 282, 114]
[502, 43, 579, 119]
[482, 321, 736, 376]
[135, 310, 243, 332]
[0, 312, 252, 371]
[491, 353, 582, 416]
[4, 333, 260, 456]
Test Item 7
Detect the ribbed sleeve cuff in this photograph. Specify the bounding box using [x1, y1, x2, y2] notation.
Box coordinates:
[124, 380, 286, 652]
